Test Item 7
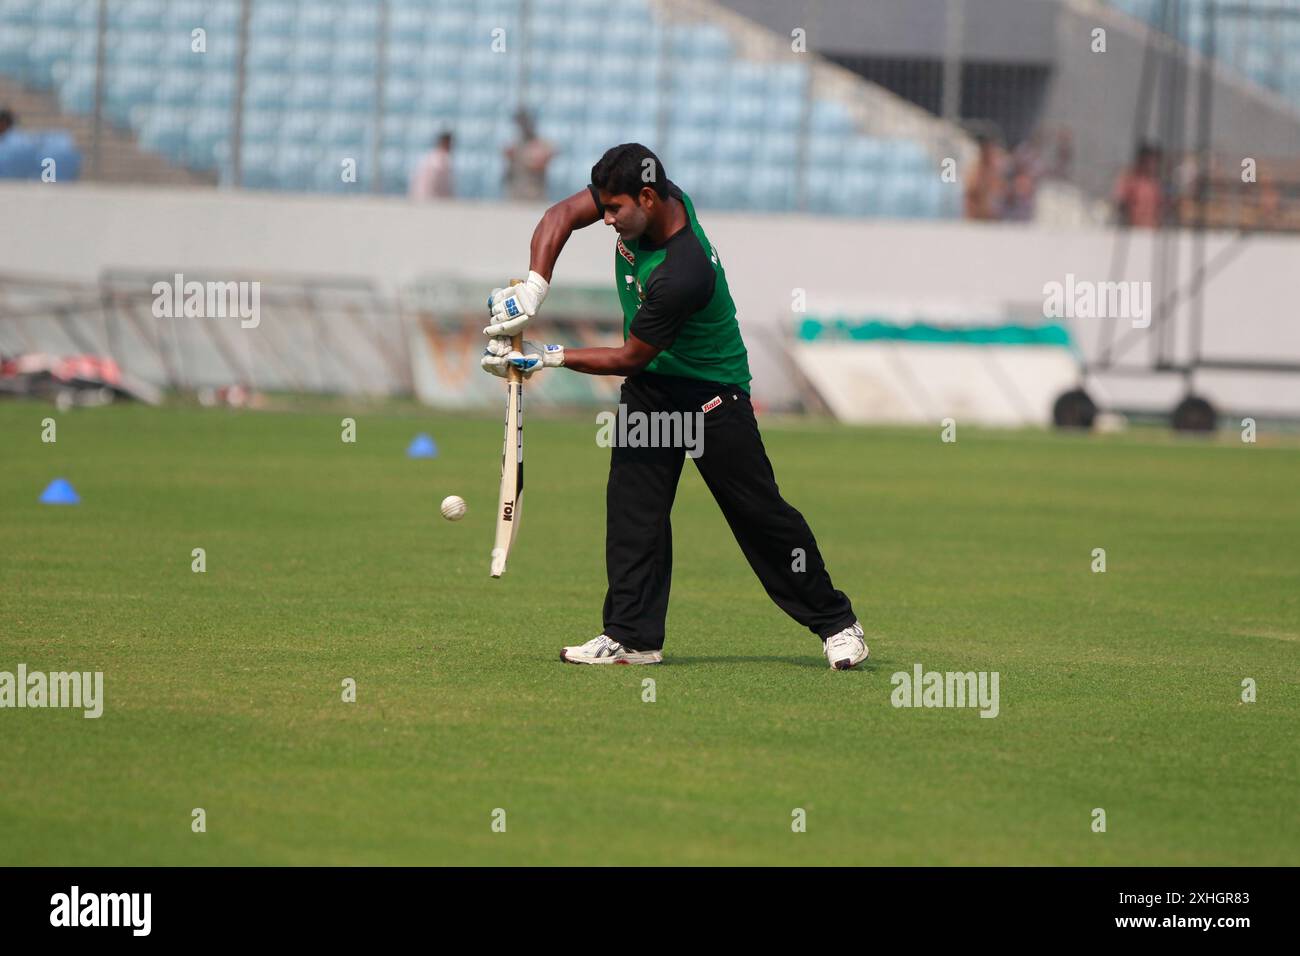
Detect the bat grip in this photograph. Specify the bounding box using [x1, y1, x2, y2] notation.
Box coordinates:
[507, 278, 525, 384]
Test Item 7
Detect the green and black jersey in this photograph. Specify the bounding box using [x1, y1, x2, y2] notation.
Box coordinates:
[588, 180, 752, 394]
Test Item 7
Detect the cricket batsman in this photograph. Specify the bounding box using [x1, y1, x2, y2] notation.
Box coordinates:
[481, 143, 866, 669]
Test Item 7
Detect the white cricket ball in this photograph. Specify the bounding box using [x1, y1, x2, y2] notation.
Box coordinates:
[440, 495, 467, 521]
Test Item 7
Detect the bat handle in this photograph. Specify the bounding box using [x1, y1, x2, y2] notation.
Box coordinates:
[507, 278, 526, 384]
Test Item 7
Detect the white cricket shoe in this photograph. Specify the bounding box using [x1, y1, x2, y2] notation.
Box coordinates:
[824, 621, 869, 670]
[560, 634, 663, 665]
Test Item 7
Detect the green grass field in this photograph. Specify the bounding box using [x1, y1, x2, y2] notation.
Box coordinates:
[2, 400, 1297, 865]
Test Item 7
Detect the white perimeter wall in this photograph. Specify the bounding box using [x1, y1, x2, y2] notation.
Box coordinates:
[4, 181, 1299, 416]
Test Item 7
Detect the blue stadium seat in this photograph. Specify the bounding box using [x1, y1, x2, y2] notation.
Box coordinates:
[335, 39, 378, 77]
[879, 172, 926, 219]
[726, 62, 768, 99]
[109, 0, 165, 32]
[26, 27, 77, 88]
[386, 8, 425, 47]
[335, 76, 377, 113]
[663, 126, 712, 165]
[248, 36, 294, 74]
[321, 113, 369, 149]
[414, 82, 459, 114]
[843, 135, 888, 172]
[431, 7, 475, 47]
[54, 64, 96, 113]
[280, 111, 328, 145]
[338, 6, 380, 43]
[0, 25, 34, 79]
[378, 114, 408, 152]
[137, 112, 190, 160]
[0, 0, 39, 29]
[810, 99, 854, 135]
[715, 128, 751, 164]
[382, 77, 424, 115]
[249, 1, 296, 38]
[756, 131, 799, 167]
[707, 166, 748, 209]
[724, 94, 765, 128]
[155, 75, 203, 109]
[835, 168, 880, 216]
[763, 91, 804, 133]
[768, 61, 808, 96]
[235, 141, 278, 188]
[748, 165, 797, 212]
[384, 43, 424, 80]
[187, 115, 230, 171]
[556, 18, 602, 53]
[297, 6, 340, 41]
[288, 37, 332, 75]
[677, 89, 726, 126]
[244, 75, 292, 110]
[606, 17, 661, 57]
[671, 23, 732, 61]
[103, 68, 156, 124]
[240, 110, 282, 146]
[36, 0, 93, 30]
[885, 139, 932, 174]
[380, 146, 412, 193]
[286, 77, 333, 111]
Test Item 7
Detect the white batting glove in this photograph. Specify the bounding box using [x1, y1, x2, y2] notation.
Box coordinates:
[484, 271, 549, 337]
[480, 337, 564, 378]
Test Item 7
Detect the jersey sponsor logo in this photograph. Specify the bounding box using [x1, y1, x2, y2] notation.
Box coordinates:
[617, 238, 636, 266]
[702, 395, 722, 413]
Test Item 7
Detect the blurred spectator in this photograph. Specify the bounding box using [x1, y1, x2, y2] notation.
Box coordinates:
[1113, 142, 1163, 228]
[0, 108, 14, 140]
[964, 134, 1006, 221]
[1051, 128, 1074, 180]
[1004, 134, 1047, 222]
[503, 108, 554, 201]
[409, 131, 454, 200]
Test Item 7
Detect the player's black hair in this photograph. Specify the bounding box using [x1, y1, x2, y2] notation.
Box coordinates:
[590, 143, 669, 201]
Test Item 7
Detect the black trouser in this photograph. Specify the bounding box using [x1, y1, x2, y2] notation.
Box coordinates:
[601, 371, 857, 652]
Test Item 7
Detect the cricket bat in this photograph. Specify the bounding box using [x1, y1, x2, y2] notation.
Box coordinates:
[490, 279, 525, 578]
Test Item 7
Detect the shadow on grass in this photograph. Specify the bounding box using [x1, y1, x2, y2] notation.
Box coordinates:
[660, 655, 880, 671]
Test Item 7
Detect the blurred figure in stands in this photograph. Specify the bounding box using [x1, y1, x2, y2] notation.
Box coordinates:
[0, 108, 15, 141]
[409, 130, 454, 200]
[1004, 133, 1046, 222]
[964, 134, 1006, 221]
[1051, 128, 1074, 180]
[503, 108, 554, 201]
[1113, 142, 1163, 228]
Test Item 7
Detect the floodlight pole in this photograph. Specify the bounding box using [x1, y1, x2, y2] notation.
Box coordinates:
[230, 0, 251, 188]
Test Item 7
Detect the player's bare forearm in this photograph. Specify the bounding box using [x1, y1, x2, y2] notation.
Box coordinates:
[563, 346, 639, 376]
[528, 190, 602, 282]
[564, 336, 661, 377]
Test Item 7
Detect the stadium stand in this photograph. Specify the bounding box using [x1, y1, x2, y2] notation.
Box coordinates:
[1109, 0, 1300, 105]
[0, 0, 965, 218]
